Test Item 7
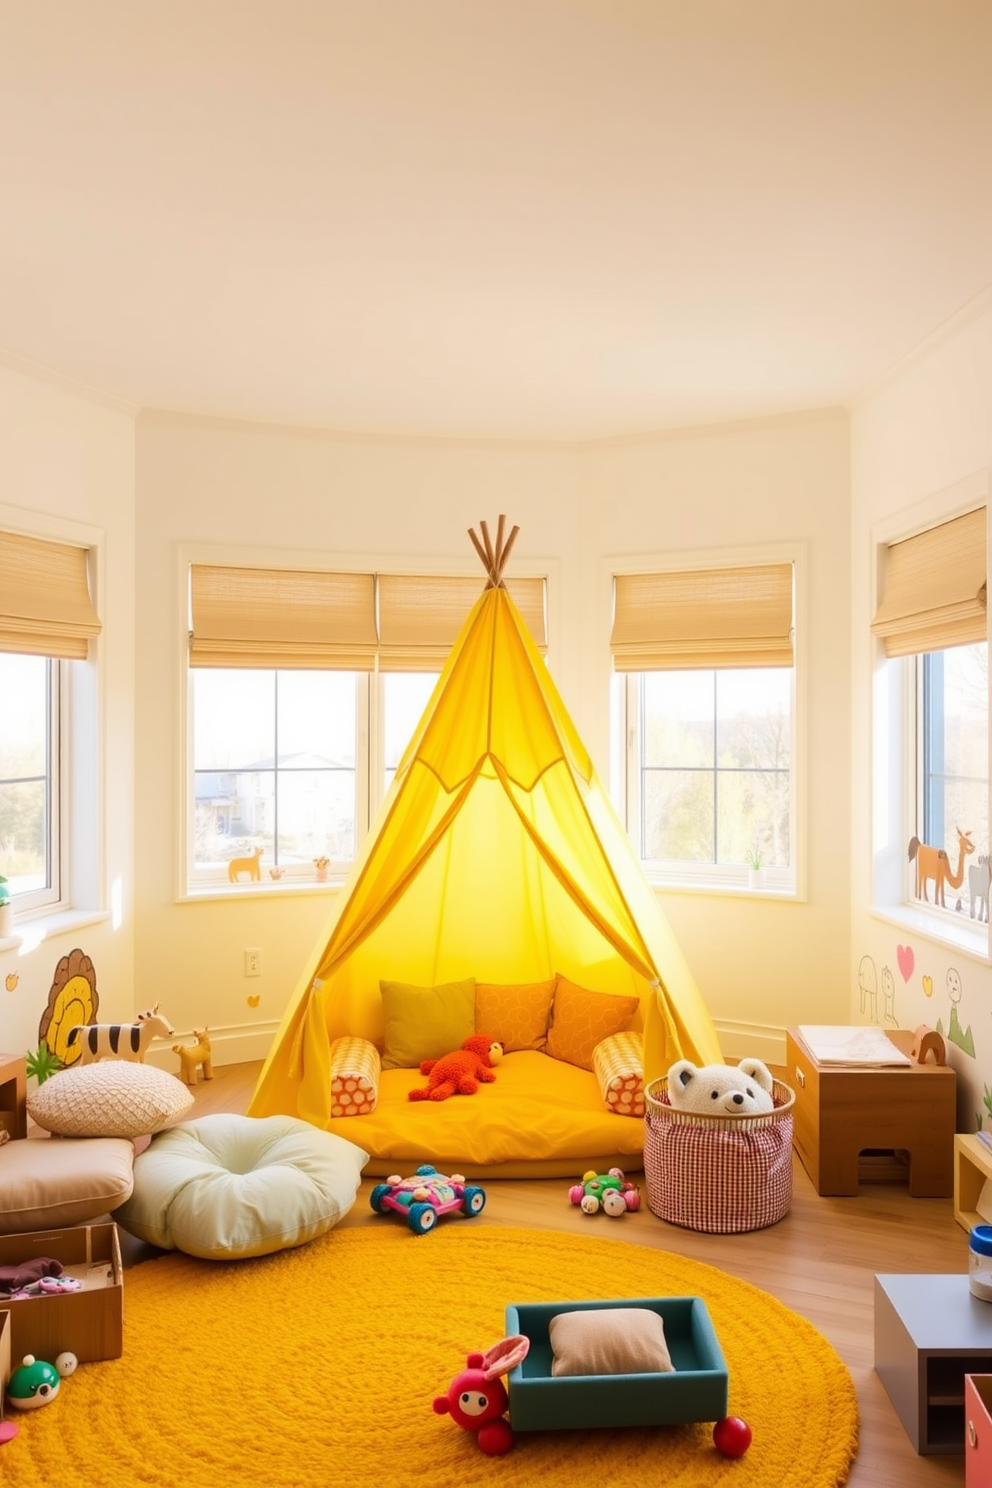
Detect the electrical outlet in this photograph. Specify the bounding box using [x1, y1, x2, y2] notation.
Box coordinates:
[244, 947, 262, 978]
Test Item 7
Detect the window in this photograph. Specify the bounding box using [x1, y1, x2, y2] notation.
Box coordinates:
[872, 503, 988, 933]
[611, 554, 798, 892]
[185, 559, 546, 890]
[0, 653, 60, 912]
[0, 527, 101, 923]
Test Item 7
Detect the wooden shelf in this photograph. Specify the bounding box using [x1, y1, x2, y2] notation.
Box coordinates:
[954, 1134, 992, 1233]
[0, 1051, 26, 1141]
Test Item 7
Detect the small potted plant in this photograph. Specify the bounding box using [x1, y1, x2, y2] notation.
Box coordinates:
[313, 856, 330, 883]
[0, 876, 12, 938]
[745, 844, 765, 890]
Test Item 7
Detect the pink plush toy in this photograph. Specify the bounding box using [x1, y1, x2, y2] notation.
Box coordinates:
[433, 1334, 531, 1455]
[408, 1035, 504, 1102]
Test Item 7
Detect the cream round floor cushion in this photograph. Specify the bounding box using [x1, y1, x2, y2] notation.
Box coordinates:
[111, 1112, 368, 1260]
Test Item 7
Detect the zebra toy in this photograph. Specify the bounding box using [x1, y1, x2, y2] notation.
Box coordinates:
[66, 1004, 175, 1065]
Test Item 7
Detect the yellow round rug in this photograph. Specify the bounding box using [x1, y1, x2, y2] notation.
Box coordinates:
[2, 1226, 857, 1488]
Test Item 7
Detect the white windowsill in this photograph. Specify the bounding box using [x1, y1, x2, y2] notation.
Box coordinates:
[0, 907, 111, 955]
[870, 902, 991, 968]
[179, 881, 343, 904]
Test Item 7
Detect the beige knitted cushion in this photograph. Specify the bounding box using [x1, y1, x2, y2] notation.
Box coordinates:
[28, 1062, 194, 1138]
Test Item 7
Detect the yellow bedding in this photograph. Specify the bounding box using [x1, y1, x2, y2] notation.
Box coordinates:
[328, 1050, 645, 1179]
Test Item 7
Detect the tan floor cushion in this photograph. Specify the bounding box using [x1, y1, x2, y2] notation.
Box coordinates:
[0, 1135, 135, 1234]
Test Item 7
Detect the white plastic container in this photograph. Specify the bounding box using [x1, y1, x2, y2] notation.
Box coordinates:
[969, 1225, 992, 1301]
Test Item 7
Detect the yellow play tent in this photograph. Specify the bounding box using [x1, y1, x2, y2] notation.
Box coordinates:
[249, 519, 722, 1172]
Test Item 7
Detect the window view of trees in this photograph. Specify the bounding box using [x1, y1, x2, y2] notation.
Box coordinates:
[191, 668, 440, 881]
[921, 642, 988, 916]
[638, 668, 791, 867]
[192, 669, 359, 872]
[0, 653, 52, 896]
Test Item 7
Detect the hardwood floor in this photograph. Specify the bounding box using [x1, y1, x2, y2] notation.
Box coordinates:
[166, 1060, 971, 1487]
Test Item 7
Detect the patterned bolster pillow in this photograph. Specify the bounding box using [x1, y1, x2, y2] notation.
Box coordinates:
[330, 1036, 381, 1117]
[592, 1031, 645, 1117]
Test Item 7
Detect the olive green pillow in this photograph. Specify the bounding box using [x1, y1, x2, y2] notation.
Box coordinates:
[379, 977, 476, 1070]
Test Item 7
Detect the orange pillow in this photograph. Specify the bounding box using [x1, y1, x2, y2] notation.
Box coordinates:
[475, 980, 556, 1053]
[546, 976, 640, 1071]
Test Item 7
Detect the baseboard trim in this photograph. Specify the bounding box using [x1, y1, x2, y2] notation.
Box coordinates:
[145, 1021, 277, 1074]
[714, 1021, 786, 1069]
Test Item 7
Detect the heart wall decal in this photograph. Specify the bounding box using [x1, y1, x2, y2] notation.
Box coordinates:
[896, 944, 915, 982]
[922, 974, 933, 997]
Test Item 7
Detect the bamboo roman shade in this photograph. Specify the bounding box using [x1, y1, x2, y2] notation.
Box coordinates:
[611, 563, 794, 671]
[189, 565, 378, 669]
[871, 507, 988, 658]
[0, 531, 101, 659]
[378, 574, 547, 670]
[189, 565, 547, 670]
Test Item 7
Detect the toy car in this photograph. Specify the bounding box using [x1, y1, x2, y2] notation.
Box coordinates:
[369, 1164, 487, 1235]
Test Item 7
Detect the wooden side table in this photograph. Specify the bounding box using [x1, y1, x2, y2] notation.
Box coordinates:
[787, 1027, 956, 1197]
[0, 1051, 27, 1140]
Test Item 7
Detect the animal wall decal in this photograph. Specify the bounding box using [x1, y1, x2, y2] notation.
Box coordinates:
[38, 949, 99, 1068]
[969, 855, 991, 922]
[908, 827, 976, 908]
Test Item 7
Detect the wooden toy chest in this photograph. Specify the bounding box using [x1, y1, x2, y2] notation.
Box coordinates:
[787, 1026, 956, 1197]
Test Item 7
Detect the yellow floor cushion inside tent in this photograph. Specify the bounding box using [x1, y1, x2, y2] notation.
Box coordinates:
[330, 1050, 645, 1179]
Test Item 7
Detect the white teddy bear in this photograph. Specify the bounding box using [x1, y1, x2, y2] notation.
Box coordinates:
[667, 1057, 775, 1115]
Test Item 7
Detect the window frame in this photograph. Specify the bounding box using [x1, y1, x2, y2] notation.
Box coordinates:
[0, 504, 104, 935]
[604, 541, 806, 899]
[869, 473, 991, 961]
[178, 542, 558, 899]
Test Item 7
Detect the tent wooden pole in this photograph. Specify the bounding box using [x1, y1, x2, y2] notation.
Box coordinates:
[467, 526, 492, 579]
[479, 519, 496, 574]
[497, 525, 520, 584]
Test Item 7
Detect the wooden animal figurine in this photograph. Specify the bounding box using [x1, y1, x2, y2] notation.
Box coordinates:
[65, 1004, 175, 1064]
[228, 847, 263, 883]
[910, 1025, 946, 1066]
[173, 1028, 213, 1086]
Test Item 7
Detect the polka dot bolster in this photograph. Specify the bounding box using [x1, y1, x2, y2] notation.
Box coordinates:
[330, 1036, 381, 1117]
[592, 1030, 645, 1117]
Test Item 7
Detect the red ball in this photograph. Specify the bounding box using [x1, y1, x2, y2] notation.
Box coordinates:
[713, 1415, 752, 1457]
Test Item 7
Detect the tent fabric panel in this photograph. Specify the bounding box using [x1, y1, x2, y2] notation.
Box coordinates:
[0, 530, 101, 659]
[189, 564, 378, 669]
[871, 506, 987, 657]
[612, 563, 794, 671]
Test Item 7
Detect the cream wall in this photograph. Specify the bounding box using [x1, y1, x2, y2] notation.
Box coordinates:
[134, 406, 851, 1068]
[0, 360, 136, 1059]
[850, 294, 992, 1126]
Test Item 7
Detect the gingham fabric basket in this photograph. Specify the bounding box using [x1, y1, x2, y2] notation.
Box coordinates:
[644, 1075, 795, 1234]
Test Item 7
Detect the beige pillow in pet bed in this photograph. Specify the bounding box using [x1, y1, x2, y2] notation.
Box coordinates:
[28, 1061, 194, 1139]
[549, 1307, 675, 1377]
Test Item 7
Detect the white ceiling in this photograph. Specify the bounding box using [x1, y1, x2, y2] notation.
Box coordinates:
[1, 1, 990, 440]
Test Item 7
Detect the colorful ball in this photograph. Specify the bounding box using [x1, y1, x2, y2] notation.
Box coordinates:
[713, 1415, 752, 1457]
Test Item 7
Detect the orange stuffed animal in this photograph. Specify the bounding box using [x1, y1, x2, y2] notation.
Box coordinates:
[408, 1035, 504, 1102]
